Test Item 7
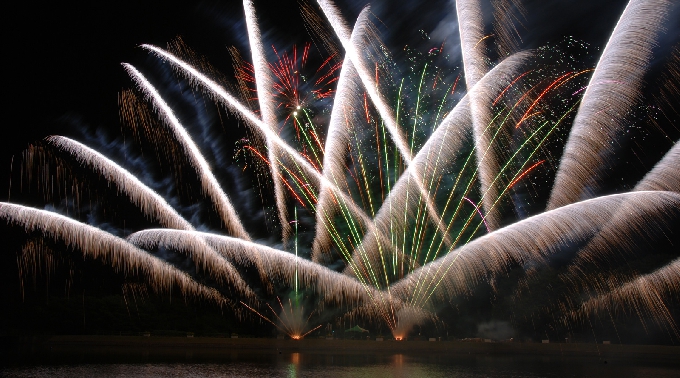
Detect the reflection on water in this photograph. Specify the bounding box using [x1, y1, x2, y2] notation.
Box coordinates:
[394, 353, 404, 368]
[3, 352, 680, 378]
[288, 352, 301, 378]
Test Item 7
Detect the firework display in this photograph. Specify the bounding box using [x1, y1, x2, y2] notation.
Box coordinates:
[2, 0, 679, 341]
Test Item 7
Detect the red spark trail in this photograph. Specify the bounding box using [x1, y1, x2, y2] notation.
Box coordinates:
[244, 145, 312, 207]
[493, 70, 531, 106]
[509, 160, 545, 189]
[515, 71, 573, 129]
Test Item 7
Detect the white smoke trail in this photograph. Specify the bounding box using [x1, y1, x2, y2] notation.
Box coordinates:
[391, 191, 680, 309]
[123, 64, 251, 241]
[576, 256, 680, 337]
[243, 0, 291, 243]
[548, 0, 672, 210]
[45, 136, 194, 231]
[0, 202, 226, 304]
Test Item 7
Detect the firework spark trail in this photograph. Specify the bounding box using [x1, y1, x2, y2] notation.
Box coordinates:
[406, 102, 543, 306]
[580, 196, 680, 270]
[347, 123, 398, 290]
[450, 75, 620, 263]
[560, 144, 680, 280]
[634, 141, 680, 193]
[274, 297, 320, 339]
[421, 94, 586, 296]
[415, 101, 519, 269]
[493, 70, 530, 106]
[514, 72, 576, 129]
[127, 229, 256, 300]
[199, 229, 410, 326]
[299, 29, 417, 287]
[343, 53, 529, 281]
[315, 3, 451, 244]
[243, 144, 314, 208]
[466, 80, 504, 232]
[296, 109, 327, 158]
[557, 189, 680, 313]
[575, 256, 680, 338]
[507, 159, 544, 189]
[45, 136, 194, 231]
[406, 64, 441, 264]
[424, 100, 583, 281]
[548, 0, 672, 210]
[418, 188, 680, 309]
[239, 300, 291, 334]
[139, 44, 409, 274]
[342, 98, 472, 281]
[390, 192, 680, 310]
[300, 0, 342, 62]
[140, 47, 373, 223]
[647, 48, 680, 144]
[491, 0, 526, 58]
[346, 57, 527, 281]
[243, 0, 291, 243]
[296, 324, 324, 339]
[197, 226, 408, 330]
[0, 203, 227, 304]
[123, 64, 251, 241]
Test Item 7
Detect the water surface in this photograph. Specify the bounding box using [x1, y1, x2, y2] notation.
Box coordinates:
[3, 351, 679, 377]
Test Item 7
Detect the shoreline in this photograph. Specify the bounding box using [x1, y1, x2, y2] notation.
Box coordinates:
[4, 335, 680, 365]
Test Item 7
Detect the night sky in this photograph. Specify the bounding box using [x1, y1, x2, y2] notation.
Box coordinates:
[2, 0, 679, 341]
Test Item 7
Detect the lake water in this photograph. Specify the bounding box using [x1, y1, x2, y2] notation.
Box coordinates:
[3, 352, 679, 377]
